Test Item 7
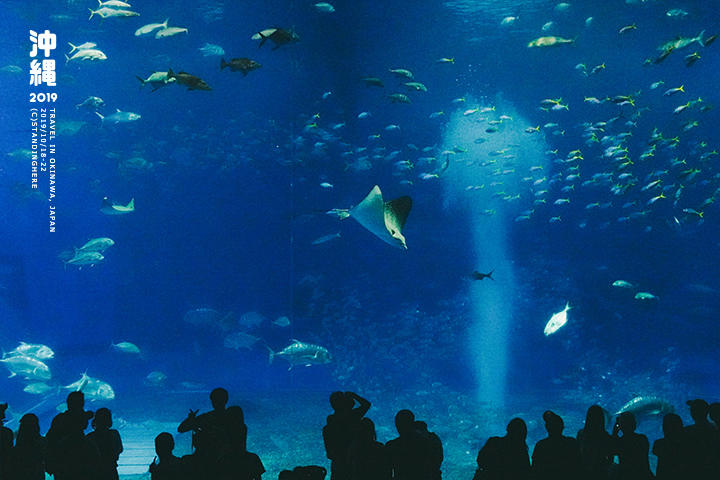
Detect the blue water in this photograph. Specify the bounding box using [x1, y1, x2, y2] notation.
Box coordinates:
[2, 0, 719, 477]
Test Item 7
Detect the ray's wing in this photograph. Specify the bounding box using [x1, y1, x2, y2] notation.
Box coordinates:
[349, 186, 392, 244]
[384, 195, 412, 233]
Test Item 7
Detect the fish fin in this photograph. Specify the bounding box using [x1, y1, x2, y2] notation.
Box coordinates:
[162, 18, 169, 28]
[264, 345, 275, 364]
[258, 32, 267, 49]
[167, 68, 175, 79]
[135, 76, 146, 88]
[127, 198, 134, 210]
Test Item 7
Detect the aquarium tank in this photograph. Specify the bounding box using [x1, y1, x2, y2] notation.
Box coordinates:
[1, 0, 718, 477]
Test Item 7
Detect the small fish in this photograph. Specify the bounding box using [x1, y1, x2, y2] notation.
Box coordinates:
[684, 52, 700, 67]
[404, 82, 427, 92]
[268, 340, 331, 369]
[320, 182, 333, 188]
[666, 8, 689, 17]
[167, 68, 211, 91]
[88, 6, 139, 24]
[65, 49, 107, 65]
[67, 42, 97, 54]
[101, 197, 134, 215]
[469, 269, 494, 281]
[544, 302, 571, 336]
[360, 77, 384, 87]
[111, 341, 141, 355]
[136, 71, 176, 91]
[96, 109, 141, 125]
[76, 96, 105, 110]
[155, 27, 188, 39]
[314, 2, 335, 13]
[98, 0, 132, 8]
[436, 57, 454, 64]
[664, 85, 685, 96]
[388, 93, 411, 104]
[198, 43, 225, 56]
[135, 19, 169, 36]
[311, 232, 341, 245]
[4, 342, 54, 360]
[273, 316, 291, 327]
[612, 280, 636, 288]
[63, 251, 104, 268]
[650, 81, 664, 90]
[77, 237, 114, 253]
[389, 68, 413, 78]
[528, 36, 575, 48]
[220, 58, 261, 76]
[253, 28, 300, 49]
[635, 292, 658, 300]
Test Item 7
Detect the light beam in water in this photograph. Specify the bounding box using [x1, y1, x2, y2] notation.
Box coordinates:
[441, 96, 549, 406]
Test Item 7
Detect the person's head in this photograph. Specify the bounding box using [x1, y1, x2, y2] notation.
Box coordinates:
[155, 432, 175, 456]
[19, 413, 40, 437]
[616, 412, 636, 433]
[506, 418, 527, 443]
[210, 388, 229, 410]
[543, 411, 564, 437]
[395, 409, 415, 436]
[66, 391, 85, 412]
[92, 407, 112, 430]
[687, 399, 709, 423]
[358, 417, 377, 441]
[415, 420, 429, 434]
[329, 391, 346, 412]
[662, 413, 683, 438]
[584, 405, 607, 434]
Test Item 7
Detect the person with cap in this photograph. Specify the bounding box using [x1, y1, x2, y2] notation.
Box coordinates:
[531, 411, 581, 480]
[684, 399, 719, 480]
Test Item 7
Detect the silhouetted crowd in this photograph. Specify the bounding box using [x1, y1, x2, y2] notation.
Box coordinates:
[0, 388, 718, 480]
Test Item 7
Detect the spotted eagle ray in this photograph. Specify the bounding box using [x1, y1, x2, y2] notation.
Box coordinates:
[329, 185, 412, 249]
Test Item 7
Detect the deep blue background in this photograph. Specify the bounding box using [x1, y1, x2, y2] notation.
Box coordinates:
[1, 0, 719, 431]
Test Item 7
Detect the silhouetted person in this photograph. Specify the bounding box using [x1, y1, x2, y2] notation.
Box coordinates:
[652, 413, 686, 480]
[149, 432, 188, 480]
[220, 405, 264, 480]
[709, 402, 720, 478]
[576, 405, 613, 480]
[12, 413, 47, 480]
[53, 412, 101, 480]
[178, 387, 232, 479]
[45, 391, 94, 476]
[611, 411, 653, 480]
[415, 421, 443, 480]
[475, 417, 531, 480]
[531, 411, 581, 480]
[323, 391, 371, 480]
[709, 402, 720, 427]
[347, 417, 390, 480]
[86, 407, 123, 480]
[684, 399, 720, 480]
[385, 409, 432, 480]
[0, 403, 14, 480]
